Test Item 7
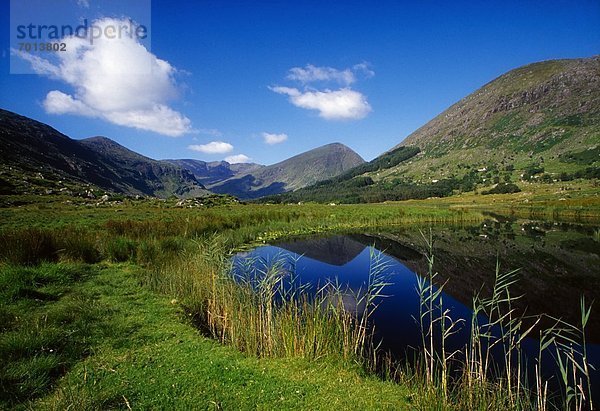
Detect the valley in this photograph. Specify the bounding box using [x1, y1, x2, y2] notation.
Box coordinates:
[1, 55, 598, 410]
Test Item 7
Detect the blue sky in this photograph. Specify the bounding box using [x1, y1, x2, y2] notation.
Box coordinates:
[1, 0, 599, 164]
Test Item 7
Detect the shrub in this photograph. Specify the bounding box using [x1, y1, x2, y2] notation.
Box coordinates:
[521, 164, 544, 181]
[105, 238, 137, 262]
[482, 183, 522, 195]
[57, 232, 101, 264]
[136, 241, 158, 266]
[159, 237, 186, 254]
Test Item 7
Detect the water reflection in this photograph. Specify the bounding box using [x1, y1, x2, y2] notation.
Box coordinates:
[274, 235, 366, 266]
[232, 219, 600, 396]
[367, 221, 600, 342]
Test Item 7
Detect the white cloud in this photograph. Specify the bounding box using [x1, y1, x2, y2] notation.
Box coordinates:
[188, 141, 233, 154]
[14, 17, 192, 137]
[353, 62, 375, 79]
[77, 0, 90, 8]
[105, 106, 192, 137]
[262, 132, 288, 145]
[273, 62, 374, 121]
[43, 90, 96, 116]
[286, 62, 374, 86]
[287, 64, 355, 85]
[225, 154, 251, 164]
[14, 52, 61, 78]
[271, 87, 371, 120]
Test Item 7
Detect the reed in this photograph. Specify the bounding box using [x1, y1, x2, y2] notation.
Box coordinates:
[411, 232, 595, 410]
[144, 235, 392, 364]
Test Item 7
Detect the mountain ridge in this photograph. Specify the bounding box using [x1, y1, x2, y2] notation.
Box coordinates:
[2, 56, 597, 203]
[395, 56, 599, 155]
[165, 159, 265, 187]
[0, 109, 365, 200]
[208, 142, 365, 199]
[0, 109, 209, 199]
[79, 136, 211, 198]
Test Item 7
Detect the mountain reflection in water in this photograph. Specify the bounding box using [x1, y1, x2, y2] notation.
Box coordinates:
[233, 220, 600, 396]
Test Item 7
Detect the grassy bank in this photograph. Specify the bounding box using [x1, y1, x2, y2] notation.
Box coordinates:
[401, 181, 600, 222]
[1, 262, 410, 410]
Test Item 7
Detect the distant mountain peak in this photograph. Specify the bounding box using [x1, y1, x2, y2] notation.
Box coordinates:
[168, 142, 364, 199]
[207, 142, 365, 198]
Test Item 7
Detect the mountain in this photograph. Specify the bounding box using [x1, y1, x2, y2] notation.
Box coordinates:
[392, 56, 600, 178]
[0, 108, 363, 201]
[4, 56, 597, 203]
[79, 137, 210, 198]
[165, 159, 265, 186]
[206, 143, 365, 199]
[275, 235, 368, 266]
[269, 56, 600, 203]
[0, 109, 210, 198]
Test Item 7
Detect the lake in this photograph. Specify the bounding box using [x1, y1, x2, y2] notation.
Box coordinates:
[233, 218, 600, 397]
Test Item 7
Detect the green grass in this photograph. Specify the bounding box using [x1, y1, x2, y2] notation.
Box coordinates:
[559, 146, 600, 165]
[3, 201, 467, 410]
[0, 263, 106, 407]
[145, 238, 392, 363]
[0, 198, 597, 409]
[1, 262, 410, 410]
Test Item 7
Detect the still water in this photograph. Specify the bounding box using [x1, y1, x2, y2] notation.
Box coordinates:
[233, 219, 600, 396]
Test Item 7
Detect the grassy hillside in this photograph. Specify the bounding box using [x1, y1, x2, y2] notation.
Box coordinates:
[268, 57, 599, 204]
[265, 146, 423, 203]
[391, 56, 600, 182]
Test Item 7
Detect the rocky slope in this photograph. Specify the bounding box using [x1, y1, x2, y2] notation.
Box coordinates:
[391, 56, 600, 181]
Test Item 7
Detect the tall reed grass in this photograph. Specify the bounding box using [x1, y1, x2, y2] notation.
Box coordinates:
[145, 236, 392, 363]
[0, 228, 101, 265]
[405, 231, 595, 410]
